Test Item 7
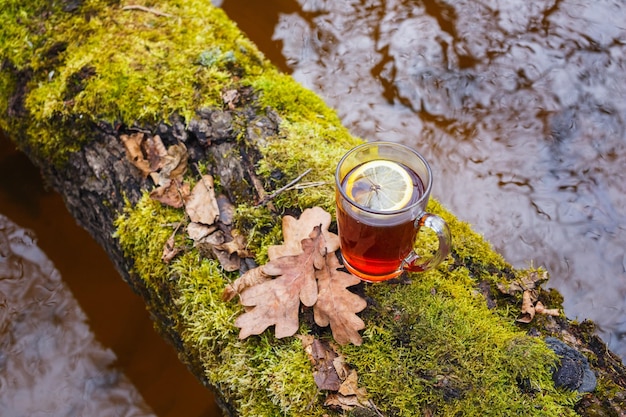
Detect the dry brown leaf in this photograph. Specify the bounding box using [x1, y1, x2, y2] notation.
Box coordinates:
[338, 370, 368, 399]
[185, 175, 220, 225]
[307, 338, 343, 391]
[216, 194, 235, 225]
[314, 252, 366, 346]
[324, 393, 362, 410]
[121, 132, 151, 177]
[323, 364, 369, 411]
[332, 355, 351, 381]
[161, 143, 188, 181]
[299, 336, 369, 408]
[149, 178, 190, 208]
[186, 222, 218, 242]
[517, 290, 536, 323]
[535, 301, 560, 317]
[222, 89, 239, 109]
[214, 230, 253, 258]
[267, 207, 340, 259]
[145, 134, 168, 171]
[234, 227, 326, 339]
[162, 231, 181, 264]
[228, 207, 367, 345]
[222, 267, 272, 301]
[195, 230, 242, 272]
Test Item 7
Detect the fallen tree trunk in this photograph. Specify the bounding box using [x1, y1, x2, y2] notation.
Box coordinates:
[1, 1, 625, 416]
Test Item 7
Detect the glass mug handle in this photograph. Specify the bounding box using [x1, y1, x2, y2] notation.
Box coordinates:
[402, 213, 451, 272]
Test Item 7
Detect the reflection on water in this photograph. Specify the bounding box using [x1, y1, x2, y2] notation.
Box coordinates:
[0, 136, 223, 416]
[222, 0, 626, 359]
[0, 215, 154, 416]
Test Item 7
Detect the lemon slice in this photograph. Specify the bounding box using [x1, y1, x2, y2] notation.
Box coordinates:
[344, 160, 414, 211]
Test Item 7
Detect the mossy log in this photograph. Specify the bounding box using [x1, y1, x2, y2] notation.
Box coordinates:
[1, 1, 625, 416]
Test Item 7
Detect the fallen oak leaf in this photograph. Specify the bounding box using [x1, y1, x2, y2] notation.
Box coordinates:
[314, 252, 366, 346]
[268, 207, 340, 259]
[299, 336, 343, 391]
[323, 365, 369, 412]
[185, 174, 220, 225]
[222, 267, 272, 301]
[149, 178, 190, 208]
[338, 369, 368, 400]
[214, 230, 253, 258]
[234, 226, 326, 339]
[145, 134, 168, 172]
[121, 132, 151, 177]
[324, 393, 362, 410]
[195, 230, 241, 272]
[161, 142, 188, 181]
[186, 222, 218, 242]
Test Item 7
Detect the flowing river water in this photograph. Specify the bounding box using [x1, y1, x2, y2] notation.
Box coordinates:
[1, 1, 625, 416]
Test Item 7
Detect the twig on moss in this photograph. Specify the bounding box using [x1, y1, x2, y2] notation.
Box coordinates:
[122, 5, 176, 18]
[293, 180, 327, 190]
[258, 168, 313, 206]
[368, 400, 385, 417]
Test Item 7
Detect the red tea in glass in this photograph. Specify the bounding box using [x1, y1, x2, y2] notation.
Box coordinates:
[335, 142, 451, 282]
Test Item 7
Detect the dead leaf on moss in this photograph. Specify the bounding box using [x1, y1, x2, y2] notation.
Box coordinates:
[121, 132, 151, 177]
[324, 355, 369, 411]
[516, 289, 560, 323]
[267, 207, 340, 259]
[222, 267, 272, 301]
[227, 207, 367, 345]
[299, 336, 342, 391]
[149, 178, 190, 208]
[160, 142, 188, 182]
[162, 233, 181, 264]
[186, 222, 218, 241]
[185, 174, 220, 225]
[535, 301, 560, 317]
[214, 230, 253, 258]
[222, 89, 239, 109]
[298, 336, 369, 411]
[121, 133, 189, 185]
[338, 369, 368, 399]
[517, 290, 536, 323]
[145, 134, 168, 172]
[314, 252, 366, 346]
[235, 226, 325, 339]
[324, 393, 362, 410]
[195, 230, 242, 272]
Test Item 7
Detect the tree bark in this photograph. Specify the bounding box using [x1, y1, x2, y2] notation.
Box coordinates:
[1, 1, 625, 416]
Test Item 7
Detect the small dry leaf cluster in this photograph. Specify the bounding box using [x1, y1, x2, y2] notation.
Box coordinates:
[223, 207, 368, 346]
[298, 335, 378, 414]
[121, 132, 251, 271]
[497, 270, 561, 323]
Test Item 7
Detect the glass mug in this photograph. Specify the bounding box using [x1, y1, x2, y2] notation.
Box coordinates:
[335, 142, 451, 282]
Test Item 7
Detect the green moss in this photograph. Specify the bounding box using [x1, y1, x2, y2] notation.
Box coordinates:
[341, 269, 578, 416]
[113, 194, 184, 292]
[1, 0, 272, 162]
